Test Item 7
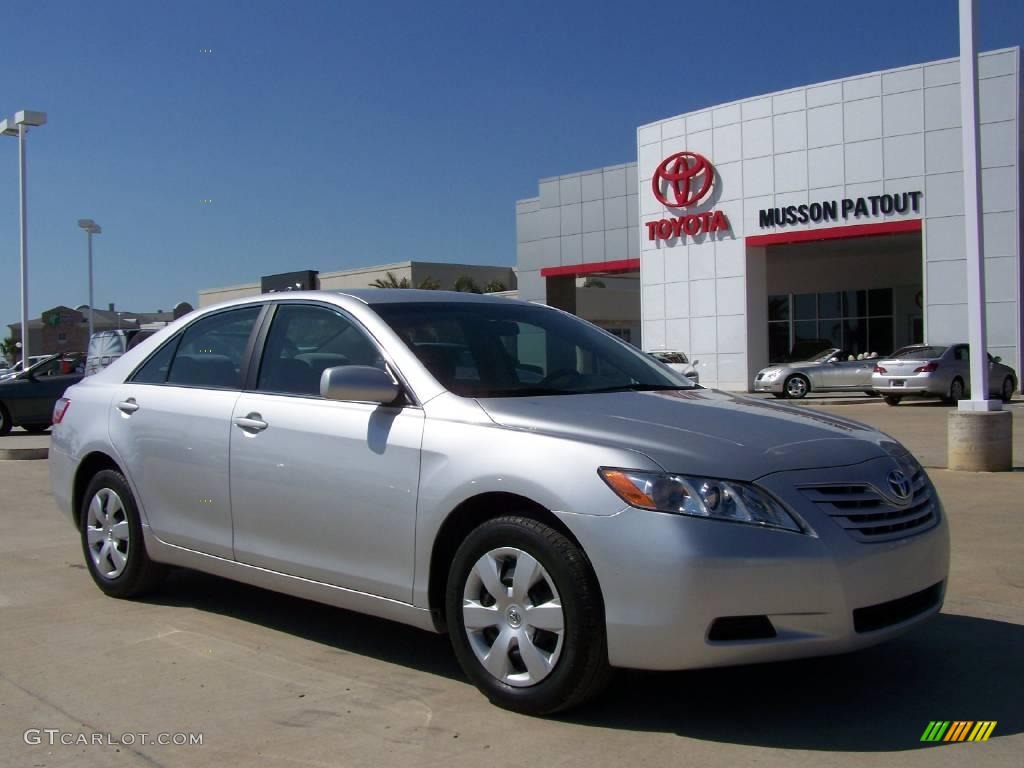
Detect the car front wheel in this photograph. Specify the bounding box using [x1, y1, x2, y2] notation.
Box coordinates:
[446, 516, 610, 715]
[81, 469, 165, 598]
[0, 404, 11, 437]
[784, 375, 809, 399]
[948, 377, 966, 403]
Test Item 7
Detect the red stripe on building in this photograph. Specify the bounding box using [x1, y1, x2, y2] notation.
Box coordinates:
[540, 258, 641, 278]
[745, 219, 922, 247]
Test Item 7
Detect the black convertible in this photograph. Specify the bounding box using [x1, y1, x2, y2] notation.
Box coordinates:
[0, 353, 84, 436]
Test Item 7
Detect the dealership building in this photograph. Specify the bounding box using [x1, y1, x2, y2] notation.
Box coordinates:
[516, 48, 1022, 391]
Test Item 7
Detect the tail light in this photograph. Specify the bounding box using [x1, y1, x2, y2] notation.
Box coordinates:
[52, 397, 71, 425]
[914, 362, 939, 373]
[874, 365, 887, 374]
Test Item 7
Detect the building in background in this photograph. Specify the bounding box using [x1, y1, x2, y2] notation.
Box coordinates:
[199, 261, 517, 307]
[6, 302, 192, 358]
[517, 47, 1021, 391]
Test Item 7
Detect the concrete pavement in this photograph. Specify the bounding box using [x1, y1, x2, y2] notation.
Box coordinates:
[1, 412, 1021, 767]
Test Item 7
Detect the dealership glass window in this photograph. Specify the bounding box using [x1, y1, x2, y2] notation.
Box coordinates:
[768, 288, 894, 362]
[793, 294, 816, 321]
[768, 295, 790, 322]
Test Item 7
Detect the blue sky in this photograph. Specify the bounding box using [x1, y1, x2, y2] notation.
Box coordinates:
[1, 0, 1022, 324]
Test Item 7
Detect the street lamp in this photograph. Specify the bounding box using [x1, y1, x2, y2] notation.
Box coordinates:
[77, 219, 102, 341]
[1, 109, 47, 369]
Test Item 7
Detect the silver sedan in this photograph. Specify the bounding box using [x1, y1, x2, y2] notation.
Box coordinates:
[753, 348, 878, 399]
[871, 343, 1018, 405]
[50, 291, 948, 714]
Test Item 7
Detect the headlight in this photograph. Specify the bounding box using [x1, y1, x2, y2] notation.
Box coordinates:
[761, 369, 781, 381]
[598, 468, 805, 533]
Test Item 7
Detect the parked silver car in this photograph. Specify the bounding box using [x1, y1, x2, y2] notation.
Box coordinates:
[872, 343, 1017, 405]
[50, 291, 949, 714]
[646, 349, 700, 383]
[753, 348, 879, 399]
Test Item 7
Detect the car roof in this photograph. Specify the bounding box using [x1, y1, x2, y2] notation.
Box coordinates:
[335, 288, 515, 305]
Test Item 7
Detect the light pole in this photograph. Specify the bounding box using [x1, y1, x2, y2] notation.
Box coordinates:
[78, 219, 102, 341]
[1, 110, 47, 369]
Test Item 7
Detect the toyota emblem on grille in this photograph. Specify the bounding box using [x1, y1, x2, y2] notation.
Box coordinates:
[887, 469, 912, 501]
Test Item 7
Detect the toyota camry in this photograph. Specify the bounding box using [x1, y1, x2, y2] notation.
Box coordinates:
[50, 290, 949, 714]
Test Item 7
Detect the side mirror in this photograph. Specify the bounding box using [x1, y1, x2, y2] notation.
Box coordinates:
[320, 365, 400, 404]
[692, 359, 700, 366]
[993, 356, 1002, 363]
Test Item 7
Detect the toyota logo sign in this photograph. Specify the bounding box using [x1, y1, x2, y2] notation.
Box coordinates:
[887, 469, 912, 502]
[652, 152, 715, 208]
[646, 151, 730, 242]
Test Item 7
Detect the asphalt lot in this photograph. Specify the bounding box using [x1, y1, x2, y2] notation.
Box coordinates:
[1, 400, 1022, 767]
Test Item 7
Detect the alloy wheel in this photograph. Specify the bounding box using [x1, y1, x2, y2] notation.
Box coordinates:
[786, 376, 808, 398]
[85, 488, 131, 579]
[461, 547, 565, 687]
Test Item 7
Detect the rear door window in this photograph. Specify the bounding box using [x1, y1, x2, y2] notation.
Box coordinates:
[165, 306, 261, 389]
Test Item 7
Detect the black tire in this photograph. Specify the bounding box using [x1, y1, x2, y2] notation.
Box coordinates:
[445, 515, 610, 715]
[948, 377, 966, 404]
[864, 390, 881, 398]
[80, 469, 165, 598]
[883, 395, 902, 406]
[22, 423, 50, 434]
[1001, 376, 1015, 404]
[0, 403, 11, 437]
[783, 374, 810, 399]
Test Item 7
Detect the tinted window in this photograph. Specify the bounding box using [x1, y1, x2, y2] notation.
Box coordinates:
[132, 336, 180, 384]
[257, 304, 383, 396]
[166, 306, 261, 389]
[891, 345, 946, 360]
[374, 300, 687, 397]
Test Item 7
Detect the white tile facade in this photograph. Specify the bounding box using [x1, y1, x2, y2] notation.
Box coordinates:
[517, 49, 1021, 391]
[633, 48, 1021, 390]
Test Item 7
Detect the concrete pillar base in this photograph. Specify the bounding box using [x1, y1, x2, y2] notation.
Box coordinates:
[947, 410, 1013, 471]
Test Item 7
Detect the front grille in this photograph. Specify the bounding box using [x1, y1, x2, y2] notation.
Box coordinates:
[853, 582, 944, 632]
[799, 468, 938, 543]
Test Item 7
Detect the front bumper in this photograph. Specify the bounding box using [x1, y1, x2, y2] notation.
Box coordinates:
[752, 376, 783, 393]
[556, 457, 949, 670]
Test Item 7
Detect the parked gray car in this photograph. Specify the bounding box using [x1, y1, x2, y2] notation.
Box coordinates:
[753, 348, 879, 399]
[871, 343, 1017, 405]
[50, 291, 949, 714]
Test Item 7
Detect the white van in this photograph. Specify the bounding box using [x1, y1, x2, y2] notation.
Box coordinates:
[85, 329, 156, 376]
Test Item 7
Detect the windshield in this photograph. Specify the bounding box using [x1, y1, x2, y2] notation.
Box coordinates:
[373, 300, 691, 397]
[806, 348, 840, 363]
[890, 345, 946, 360]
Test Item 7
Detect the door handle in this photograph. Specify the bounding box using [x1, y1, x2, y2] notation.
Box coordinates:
[117, 398, 139, 414]
[233, 413, 268, 433]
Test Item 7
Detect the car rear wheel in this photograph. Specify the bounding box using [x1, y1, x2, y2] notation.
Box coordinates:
[863, 390, 881, 398]
[784, 375, 809, 399]
[81, 469, 165, 598]
[0, 404, 11, 437]
[1001, 376, 1015, 403]
[446, 515, 610, 715]
[883, 395, 902, 406]
[948, 377, 965, 404]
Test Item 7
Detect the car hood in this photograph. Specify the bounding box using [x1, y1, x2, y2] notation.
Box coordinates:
[476, 389, 891, 481]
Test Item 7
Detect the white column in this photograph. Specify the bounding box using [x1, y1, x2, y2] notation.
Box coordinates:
[957, 0, 999, 411]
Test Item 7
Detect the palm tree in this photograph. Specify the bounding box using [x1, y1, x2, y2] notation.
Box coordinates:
[453, 276, 482, 293]
[369, 272, 440, 290]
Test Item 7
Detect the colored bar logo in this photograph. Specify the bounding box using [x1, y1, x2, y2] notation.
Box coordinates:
[921, 721, 997, 742]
